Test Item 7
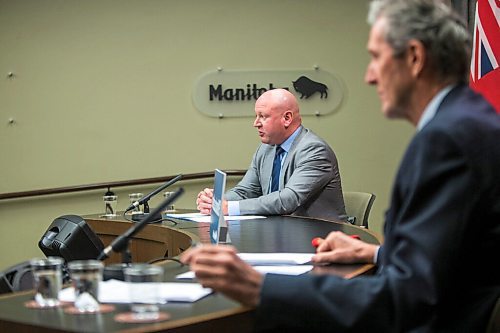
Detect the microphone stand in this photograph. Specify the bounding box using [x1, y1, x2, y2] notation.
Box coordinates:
[98, 187, 184, 263]
[125, 174, 183, 222]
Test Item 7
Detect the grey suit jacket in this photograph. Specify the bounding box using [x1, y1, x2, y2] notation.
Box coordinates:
[225, 127, 346, 220]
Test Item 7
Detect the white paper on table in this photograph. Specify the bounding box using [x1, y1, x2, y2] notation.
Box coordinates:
[59, 279, 212, 303]
[237, 253, 314, 265]
[253, 265, 313, 275]
[165, 213, 266, 223]
[176, 265, 313, 280]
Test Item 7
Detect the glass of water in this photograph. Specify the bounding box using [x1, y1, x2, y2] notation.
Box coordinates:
[30, 257, 64, 308]
[162, 191, 176, 212]
[103, 195, 118, 217]
[128, 193, 144, 214]
[68, 260, 103, 313]
[124, 264, 164, 321]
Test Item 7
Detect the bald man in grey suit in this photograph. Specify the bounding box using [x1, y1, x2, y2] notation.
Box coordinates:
[196, 88, 346, 221]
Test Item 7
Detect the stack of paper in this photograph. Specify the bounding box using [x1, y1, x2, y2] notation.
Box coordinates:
[59, 280, 212, 303]
[237, 253, 313, 265]
[165, 212, 266, 223]
[176, 252, 314, 279]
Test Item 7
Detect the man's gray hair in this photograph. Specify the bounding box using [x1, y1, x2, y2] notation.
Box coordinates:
[368, 0, 471, 83]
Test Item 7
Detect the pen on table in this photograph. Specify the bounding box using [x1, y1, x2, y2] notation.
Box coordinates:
[311, 234, 361, 248]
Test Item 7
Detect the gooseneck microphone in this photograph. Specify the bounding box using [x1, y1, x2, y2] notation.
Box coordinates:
[97, 187, 184, 261]
[124, 174, 183, 213]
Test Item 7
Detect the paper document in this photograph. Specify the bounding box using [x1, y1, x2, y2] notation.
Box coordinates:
[176, 265, 313, 279]
[59, 279, 212, 303]
[253, 265, 313, 275]
[237, 253, 314, 265]
[166, 212, 266, 223]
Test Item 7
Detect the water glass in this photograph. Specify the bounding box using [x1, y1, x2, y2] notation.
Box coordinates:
[30, 257, 64, 308]
[68, 260, 103, 313]
[162, 191, 175, 212]
[103, 195, 118, 217]
[128, 193, 144, 214]
[124, 264, 164, 320]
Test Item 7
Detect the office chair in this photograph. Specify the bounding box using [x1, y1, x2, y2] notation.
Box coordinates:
[343, 191, 376, 229]
[0, 261, 33, 294]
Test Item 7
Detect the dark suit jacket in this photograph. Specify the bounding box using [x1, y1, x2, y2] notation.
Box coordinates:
[256, 85, 500, 332]
[225, 127, 346, 220]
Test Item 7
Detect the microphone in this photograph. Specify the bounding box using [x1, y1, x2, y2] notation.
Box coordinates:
[98, 187, 184, 261]
[125, 174, 183, 216]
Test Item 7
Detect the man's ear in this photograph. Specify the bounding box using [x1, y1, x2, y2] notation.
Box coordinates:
[283, 111, 293, 127]
[406, 39, 426, 78]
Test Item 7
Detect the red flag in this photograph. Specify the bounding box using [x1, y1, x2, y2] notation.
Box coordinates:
[469, 0, 500, 113]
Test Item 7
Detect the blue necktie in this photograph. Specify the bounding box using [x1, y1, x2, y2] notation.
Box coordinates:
[271, 146, 285, 192]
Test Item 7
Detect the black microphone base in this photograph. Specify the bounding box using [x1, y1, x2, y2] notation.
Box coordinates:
[130, 211, 162, 223]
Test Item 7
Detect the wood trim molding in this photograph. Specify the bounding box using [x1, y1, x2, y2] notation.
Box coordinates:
[0, 170, 246, 201]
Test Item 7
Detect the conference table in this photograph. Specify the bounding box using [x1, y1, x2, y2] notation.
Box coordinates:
[0, 212, 382, 332]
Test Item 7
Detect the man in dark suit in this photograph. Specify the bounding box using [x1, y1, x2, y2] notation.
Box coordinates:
[182, 0, 500, 331]
[196, 88, 346, 221]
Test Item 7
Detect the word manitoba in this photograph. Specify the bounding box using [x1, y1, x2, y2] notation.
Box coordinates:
[209, 83, 288, 101]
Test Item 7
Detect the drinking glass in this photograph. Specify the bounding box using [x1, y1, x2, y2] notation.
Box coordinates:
[103, 195, 118, 217]
[68, 260, 103, 313]
[124, 264, 164, 320]
[128, 193, 144, 214]
[30, 257, 64, 308]
[162, 191, 175, 212]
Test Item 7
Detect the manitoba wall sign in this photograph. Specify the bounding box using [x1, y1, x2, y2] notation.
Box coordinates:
[192, 68, 344, 118]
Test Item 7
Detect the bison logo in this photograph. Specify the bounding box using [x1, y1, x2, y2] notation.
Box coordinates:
[292, 76, 328, 99]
